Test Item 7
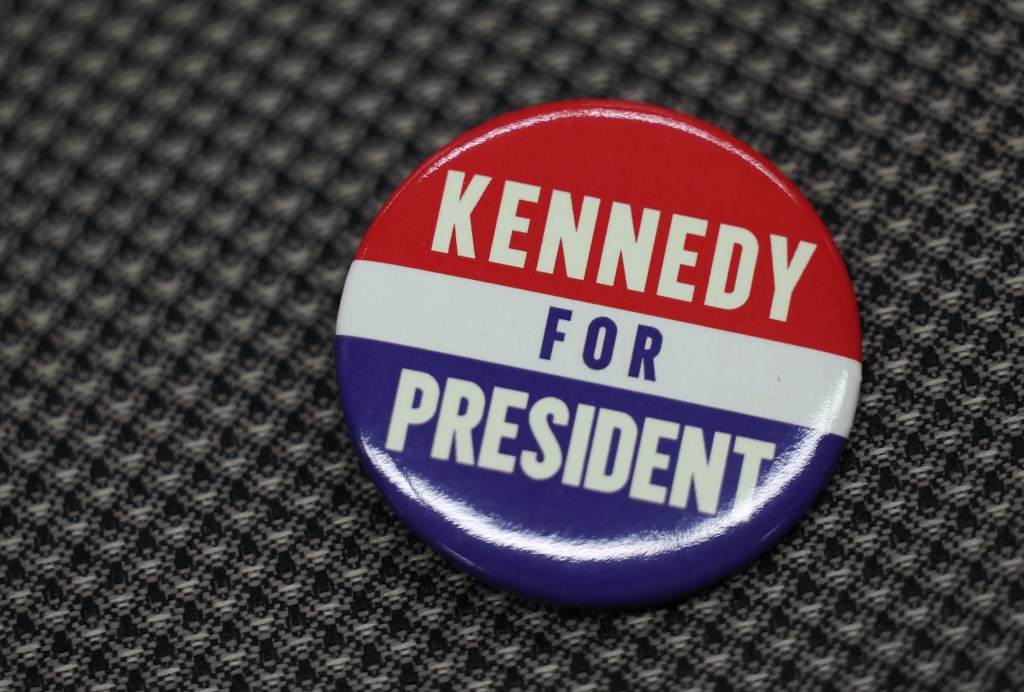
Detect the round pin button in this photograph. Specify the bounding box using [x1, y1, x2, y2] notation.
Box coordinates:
[335, 100, 861, 606]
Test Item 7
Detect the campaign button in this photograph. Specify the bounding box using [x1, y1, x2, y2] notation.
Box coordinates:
[334, 100, 861, 606]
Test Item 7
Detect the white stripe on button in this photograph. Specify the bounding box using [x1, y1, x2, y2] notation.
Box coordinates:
[337, 260, 860, 436]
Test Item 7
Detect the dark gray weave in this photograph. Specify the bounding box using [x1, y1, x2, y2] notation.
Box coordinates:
[1, 0, 1022, 689]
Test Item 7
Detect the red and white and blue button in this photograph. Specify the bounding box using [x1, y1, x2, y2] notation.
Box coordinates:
[334, 100, 861, 606]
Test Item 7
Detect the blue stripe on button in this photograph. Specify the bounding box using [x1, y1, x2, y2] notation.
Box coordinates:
[336, 335, 847, 606]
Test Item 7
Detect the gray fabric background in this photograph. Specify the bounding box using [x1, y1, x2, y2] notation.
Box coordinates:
[1, 0, 1022, 689]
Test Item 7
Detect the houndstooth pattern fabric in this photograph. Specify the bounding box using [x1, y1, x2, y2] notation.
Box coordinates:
[1, 0, 1022, 689]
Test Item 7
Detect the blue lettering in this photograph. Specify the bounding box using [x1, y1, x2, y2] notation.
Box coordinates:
[628, 325, 662, 381]
[583, 317, 617, 370]
[539, 306, 573, 360]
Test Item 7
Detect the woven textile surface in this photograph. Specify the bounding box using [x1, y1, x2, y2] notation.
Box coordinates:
[1, 0, 1022, 689]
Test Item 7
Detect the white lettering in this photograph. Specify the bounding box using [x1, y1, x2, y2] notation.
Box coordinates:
[731, 436, 776, 516]
[536, 190, 599, 279]
[430, 377, 486, 465]
[629, 417, 680, 504]
[596, 203, 659, 292]
[583, 408, 638, 493]
[656, 214, 708, 302]
[385, 369, 440, 452]
[431, 172, 817, 323]
[489, 181, 540, 268]
[561, 404, 596, 487]
[769, 235, 816, 322]
[704, 224, 758, 310]
[668, 426, 731, 514]
[385, 370, 777, 514]
[431, 170, 491, 257]
[520, 396, 570, 480]
[477, 386, 529, 473]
